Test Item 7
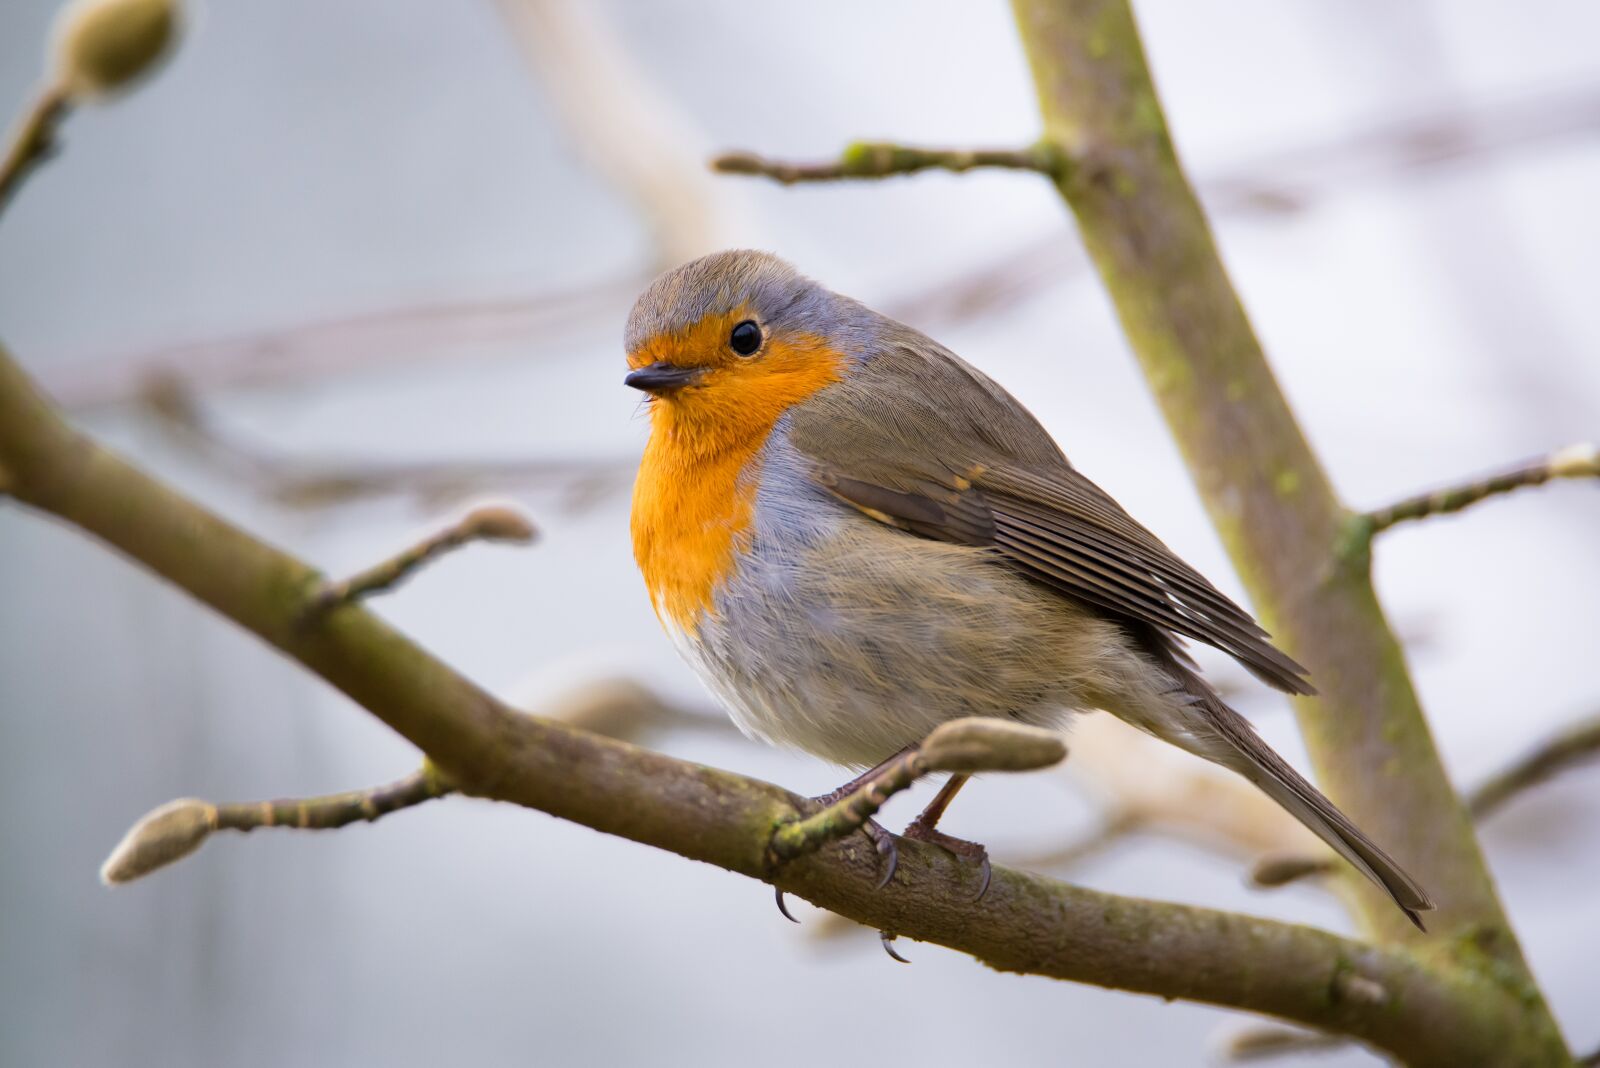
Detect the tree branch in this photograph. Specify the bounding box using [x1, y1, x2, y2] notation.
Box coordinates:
[1001, 0, 1569, 1059]
[0, 81, 69, 217]
[1008, 0, 1534, 955]
[711, 142, 1064, 184]
[1469, 712, 1600, 821]
[100, 767, 453, 884]
[1362, 443, 1600, 537]
[0, 332, 1561, 1065]
[302, 503, 536, 617]
[137, 372, 632, 514]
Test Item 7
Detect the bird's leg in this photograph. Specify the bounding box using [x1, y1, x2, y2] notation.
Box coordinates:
[901, 773, 993, 901]
[773, 748, 910, 922]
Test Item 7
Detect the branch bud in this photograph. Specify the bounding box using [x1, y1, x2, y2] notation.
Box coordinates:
[100, 796, 216, 885]
[919, 718, 1067, 774]
[1549, 442, 1600, 479]
[462, 503, 538, 544]
[52, 0, 179, 100]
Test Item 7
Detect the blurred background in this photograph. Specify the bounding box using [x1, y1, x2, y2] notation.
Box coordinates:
[2, 1, 1597, 1065]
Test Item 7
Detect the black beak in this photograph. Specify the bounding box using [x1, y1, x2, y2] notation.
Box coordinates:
[625, 362, 702, 393]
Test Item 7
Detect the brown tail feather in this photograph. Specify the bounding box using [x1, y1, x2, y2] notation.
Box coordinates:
[1202, 694, 1435, 929]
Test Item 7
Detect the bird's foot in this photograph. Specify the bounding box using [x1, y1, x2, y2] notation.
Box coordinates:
[902, 817, 992, 902]
[773, 779, 902, 923]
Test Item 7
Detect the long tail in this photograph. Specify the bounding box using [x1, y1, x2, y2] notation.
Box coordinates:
[1200, 692, 1434, 929]
[1142, 651, 1435, 928]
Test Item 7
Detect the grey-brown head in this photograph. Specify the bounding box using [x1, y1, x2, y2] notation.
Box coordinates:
[622, 250, 876, 395]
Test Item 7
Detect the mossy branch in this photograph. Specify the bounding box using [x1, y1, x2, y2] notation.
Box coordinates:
[1004, 0, 1569, 1060]
[0, 335, 1562, 1065]
[712, 142, 1065, 184]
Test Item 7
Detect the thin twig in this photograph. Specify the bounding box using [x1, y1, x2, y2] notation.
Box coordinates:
[1365, 443, 1599, 536]
[1009, 811, 1142, 871]
[213, 767, 452, 833]
[494, 0, 742, 265]
[769, 750, 924, 864]
[1470, 712, 1600, 820]
[769, 718, 1066, 865]
[140, 370, 630, 513]
[712, 142, 1065, 185]
[302, 504, 537, 618]
[101, 768, 452, 883]
[0, 82, 70, 217]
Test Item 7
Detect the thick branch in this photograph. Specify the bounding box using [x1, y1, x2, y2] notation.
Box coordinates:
[1009, 0, 1541, 966]
[1364, 442, 1600, 537]
[0, 341, 1554, 1066]
[712, 142, 1063, 184]
[1006, 1, 1567, 1058]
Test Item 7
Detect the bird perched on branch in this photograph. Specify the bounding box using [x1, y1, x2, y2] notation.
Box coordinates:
[624, 249, 1433, 931]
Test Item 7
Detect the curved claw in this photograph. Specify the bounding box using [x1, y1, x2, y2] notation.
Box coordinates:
[973, 853, 993, 902]
[774, 887, 800, 923]
[879, 930, 911, 964]
[872, 830, 900, 889]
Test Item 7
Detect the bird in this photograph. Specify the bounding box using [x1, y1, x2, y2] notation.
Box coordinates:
[623, 248, 1434, 934]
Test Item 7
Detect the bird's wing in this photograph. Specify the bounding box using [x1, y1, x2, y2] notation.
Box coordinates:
[783, 337, 1314, 696]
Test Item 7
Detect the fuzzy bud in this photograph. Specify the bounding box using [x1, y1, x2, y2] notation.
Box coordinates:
[462, 503, 538, 544]
[100, 796, 216, 885]
[53, 0, 179, 100]
[1249, 852, 1334, 889]
[1549, 442, 1600, 479]
[919, 718, 1066, 774]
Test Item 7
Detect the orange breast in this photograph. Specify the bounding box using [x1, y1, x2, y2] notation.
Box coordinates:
[630, 333, 847, 635]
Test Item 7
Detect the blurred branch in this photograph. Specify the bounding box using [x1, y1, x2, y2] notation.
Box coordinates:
[303, 503, 536, 617]
[40, 83, 1600, 409]
[1469, 711, 1600, 820]
[712, 142, 1064, 184]
[44, 274, 642, 412]
[0, 81, 69, 216]
[886, 82, 1600, 328]
[139, 371, 632, 513]
[1361, 442, 1600, 538]
[1217, 1023, 1345, 1063]
[494, 0, 743, 266]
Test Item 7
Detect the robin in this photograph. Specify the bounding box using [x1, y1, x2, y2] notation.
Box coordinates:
[624, 249, 1433, 933]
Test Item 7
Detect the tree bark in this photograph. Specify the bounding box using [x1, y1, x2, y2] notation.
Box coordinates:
[1008, 0, 1568, 1061]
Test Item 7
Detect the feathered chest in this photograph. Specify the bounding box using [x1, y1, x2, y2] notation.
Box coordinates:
[630, 428, 765, 637]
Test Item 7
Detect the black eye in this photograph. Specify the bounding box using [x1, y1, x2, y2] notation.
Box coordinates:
[729, 319, 762, 356]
